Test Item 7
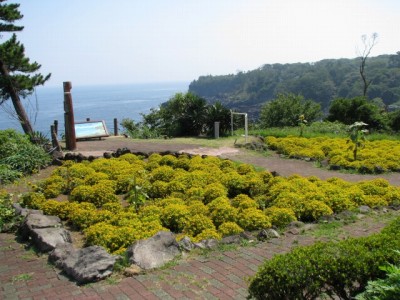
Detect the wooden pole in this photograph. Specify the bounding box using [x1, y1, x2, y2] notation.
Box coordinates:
[54, 120, 58, 136]
[51, 125, 61, 151]
[63, 81, 76, 150]
[114, 118, 118, 136]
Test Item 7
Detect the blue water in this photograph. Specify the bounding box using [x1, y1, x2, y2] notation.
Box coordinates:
[0, 82, 188, 136]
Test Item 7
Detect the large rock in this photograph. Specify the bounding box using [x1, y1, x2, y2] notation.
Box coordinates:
[49, 243, 119, 284]
[127, 231, 180, 270]
[19, 212, 71, 252]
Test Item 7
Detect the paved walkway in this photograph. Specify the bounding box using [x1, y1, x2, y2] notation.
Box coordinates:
[0, 214, 391, 300]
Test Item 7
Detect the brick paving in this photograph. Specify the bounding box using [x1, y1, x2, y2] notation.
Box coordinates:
[0, 214, 392, 300]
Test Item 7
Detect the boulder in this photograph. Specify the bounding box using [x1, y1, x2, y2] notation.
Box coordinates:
[358, 205, 371, 214]
[31, 227, 72, 252]
[178, 236, 194, 252]
[221, 235, 242, 245]
[127, 231, 180, 270]
[19, 212, 71, 252]
[194, 239, 219, 250]
[49, 244, 119, 284]
[257, 229, 280, 241]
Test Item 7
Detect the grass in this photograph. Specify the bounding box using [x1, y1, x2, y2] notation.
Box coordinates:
[12, 273, 33, 282]
[131, 134, 254, 148]
[309, 221, 346, 241]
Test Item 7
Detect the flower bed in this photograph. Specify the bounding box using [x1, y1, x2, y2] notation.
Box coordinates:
[21, 153, 400, 254]
[266, 136, 400, 173]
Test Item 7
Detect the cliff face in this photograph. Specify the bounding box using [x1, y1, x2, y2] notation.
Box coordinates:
[189, 54, 400, 119]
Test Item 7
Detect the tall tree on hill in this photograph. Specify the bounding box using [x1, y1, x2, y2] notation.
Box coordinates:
[358, 33, 378, 97]
[0, 0, 51, 137]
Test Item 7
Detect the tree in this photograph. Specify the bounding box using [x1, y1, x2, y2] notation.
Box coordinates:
[358, 33, 378, 97]
[0, 0, 51, 137]
[326, 96, 387, 130]
[204, 101, 231, 136]
[259, 93, 322, 128]
[142, 92, 208, 137]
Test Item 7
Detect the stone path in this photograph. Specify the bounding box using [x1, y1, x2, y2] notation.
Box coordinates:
[0, 214, 392, 300]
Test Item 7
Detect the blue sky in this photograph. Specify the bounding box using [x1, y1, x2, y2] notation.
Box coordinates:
[7, 0, 400, 87]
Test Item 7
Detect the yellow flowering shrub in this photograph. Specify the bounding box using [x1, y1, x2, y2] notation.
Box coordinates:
[84, 222, 143, 254]
[150, 165, 176, 182]
[264, 207, 297, 228]
[22, 149, 400, 255]
[138, 204, 162, 222]
[231, 194, 258, 210]
[238, 208, 271, 231]
[184, 187, 205, 202]
[237, 163, 255, 175]
[383, 187, 400, 206]
[218, 222, 244, 237]
[302, 200, 333, 221]
[187, 200, 209, 216]
[208, 198, 238, 227]
[20, 192, 46, 209]
[69, 207, 100, 229]
[160, 204, 189, 232]
[117, 153, 142, 164]
[192, 228, 221, 243]
[221, 171, 249, 197]
[203, 183, 228, 204]
[84, 172, 109, 185]
[159, 154, 178, 167]
[265, 136, 400, 173]
[183, 214, 215, 237]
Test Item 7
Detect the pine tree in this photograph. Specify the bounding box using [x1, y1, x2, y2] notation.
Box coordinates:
[0, 0, 51, 137]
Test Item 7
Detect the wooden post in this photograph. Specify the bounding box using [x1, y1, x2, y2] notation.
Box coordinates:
[114, 118, 118, 136]
[51, 125, 61, 151]
[54, 120, 58, 136]
[63, 81, 76, 150]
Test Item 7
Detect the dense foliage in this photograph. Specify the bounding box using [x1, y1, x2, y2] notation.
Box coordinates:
[22, 153, 400, 255]
[259, 93, 322, 128]
[0, 189, 20, 232]
[122, 92, 233, 138]
[189, 54, 400, 117]
[327, 97, 387, 130]
[266, 136, 400, 173]
[0, 129, 51, 184]
[356, 251, 400, 300]
[248, 217, 400, 300]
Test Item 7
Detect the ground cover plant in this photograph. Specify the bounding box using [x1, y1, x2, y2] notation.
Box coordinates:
[19, 153, 400, 256]
[265, 135, 400, 173]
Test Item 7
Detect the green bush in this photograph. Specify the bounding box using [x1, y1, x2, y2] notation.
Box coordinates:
[248, 217, 400, 299]
[0, 190, 21, 232]
[0, 129, 51, 183]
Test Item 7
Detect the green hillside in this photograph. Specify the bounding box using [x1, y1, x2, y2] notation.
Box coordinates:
[189, 54, 400, 118]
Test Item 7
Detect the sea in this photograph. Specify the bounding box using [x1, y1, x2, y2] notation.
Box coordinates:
[0, 82, 189, 137]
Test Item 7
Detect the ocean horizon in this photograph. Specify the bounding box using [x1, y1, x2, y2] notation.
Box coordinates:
[0, 81, 189, 137]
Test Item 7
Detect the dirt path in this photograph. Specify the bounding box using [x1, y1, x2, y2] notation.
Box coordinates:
[72, 136, 400, 186]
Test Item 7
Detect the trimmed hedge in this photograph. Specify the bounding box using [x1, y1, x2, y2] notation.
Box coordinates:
[248, 217, 400, 300]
